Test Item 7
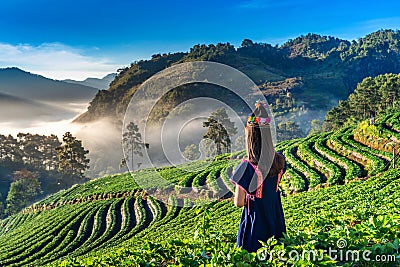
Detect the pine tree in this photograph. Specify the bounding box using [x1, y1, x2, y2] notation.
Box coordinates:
[122, 122, 146, 171]
[203, 108, 237, 155]
[55, 132, 90, 179]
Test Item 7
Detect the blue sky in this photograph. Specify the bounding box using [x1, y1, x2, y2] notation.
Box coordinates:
[1, 0, 400, 79]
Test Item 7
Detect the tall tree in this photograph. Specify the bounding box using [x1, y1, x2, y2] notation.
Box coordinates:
[44, 135, 62, 171]
[55, 132, 90, 179]
[6, 170, 41, 215]
[17, 133, 41, 168]
[203, 108, 237, 155]
[122, 122, 146, 171]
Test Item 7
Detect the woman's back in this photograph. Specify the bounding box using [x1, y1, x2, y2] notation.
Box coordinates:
[231, 102, 286, 253]
[231, 160, 286, 253]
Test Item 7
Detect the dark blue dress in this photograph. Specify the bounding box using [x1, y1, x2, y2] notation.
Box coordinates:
[230, 160, 286, 253]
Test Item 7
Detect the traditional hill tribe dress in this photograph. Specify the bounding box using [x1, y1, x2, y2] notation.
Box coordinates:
[230, 157, 286, 253]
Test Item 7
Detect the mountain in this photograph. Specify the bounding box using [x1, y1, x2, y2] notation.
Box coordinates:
[74, 30, 400, 129]
[0, 92, 74, 121]
[0, 67, 98, 102]
[0, 112, 399, 266]
[63, 73, 116, 90]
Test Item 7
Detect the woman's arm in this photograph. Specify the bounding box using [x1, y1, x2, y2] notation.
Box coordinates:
[234, 184, 246, 207]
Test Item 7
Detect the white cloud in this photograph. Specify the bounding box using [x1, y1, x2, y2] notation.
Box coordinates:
[0, 42, 120, 80]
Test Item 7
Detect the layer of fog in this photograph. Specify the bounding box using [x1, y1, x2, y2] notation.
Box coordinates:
[0, 94, 342, 179]
[0, 100, 88, 136]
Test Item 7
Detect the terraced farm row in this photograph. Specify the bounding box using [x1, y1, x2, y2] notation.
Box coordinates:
[55, 168, 400, 266]
[0, 112, 399, 266]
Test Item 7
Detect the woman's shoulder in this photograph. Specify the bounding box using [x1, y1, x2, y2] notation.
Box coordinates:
[234, 159, 253, 173]
[231, 159, 255, 183]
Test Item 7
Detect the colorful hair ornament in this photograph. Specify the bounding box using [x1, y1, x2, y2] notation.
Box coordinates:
[247, 100, 270, 125]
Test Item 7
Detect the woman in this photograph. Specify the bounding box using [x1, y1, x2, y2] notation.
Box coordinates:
[230, 102, 286, 253]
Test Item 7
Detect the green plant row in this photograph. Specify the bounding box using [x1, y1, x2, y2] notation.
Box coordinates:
[0, 212, 36, 236]
[57, 169, 400, 267]
[73, 202, 112, 257]
[0, 203, 91, 258]
[281, 167, 306, 193]
[16, 204, 96, 266]
[0, 203, 93, 266]
[32, 205, 100, 266]
[283, 144, 322, 188]
[329, 128, 383, 175]
[297, 135, 343, 185]
[340, 128, 387, 173]
[314, 134, 364, 182]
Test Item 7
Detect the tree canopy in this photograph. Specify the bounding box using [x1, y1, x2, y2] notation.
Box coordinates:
[56, 132, 90, 180]
[324, 73, 400, 130]
[203, 108, 237, 155]
[6, 170, 41, 215]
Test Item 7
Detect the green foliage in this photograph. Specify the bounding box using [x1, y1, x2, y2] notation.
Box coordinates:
[0, 133, 61, 171]
[281, 33, 350, 59]
[39, 169, 400, 267]
[17, 133, 61, 171]
[183, 43, 236, 61]
[0, 133, 71, 215]
[0, 134, 23, 169]
[324, 73, 400, 130]
[203, 108, 237, 155]
[309, 119, 323, 135]
[77, 30, 400, 141]
[277, 120, 304, 141]
[56, 132, 90, 180]
[122, 122, 146, 171]
[6, 170, 41, 215]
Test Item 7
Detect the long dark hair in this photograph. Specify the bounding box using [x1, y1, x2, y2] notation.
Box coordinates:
[245, 105, 285, 178]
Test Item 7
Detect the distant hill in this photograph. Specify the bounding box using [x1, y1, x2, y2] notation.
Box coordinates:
[0, 67, 98, 102]
[0, 91, 73, 121]
[63, 73, 116, 90]
[74, 29, 400, 127]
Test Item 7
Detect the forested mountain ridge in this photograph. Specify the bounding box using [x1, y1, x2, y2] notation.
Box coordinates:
[74, 29, 400, 126]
